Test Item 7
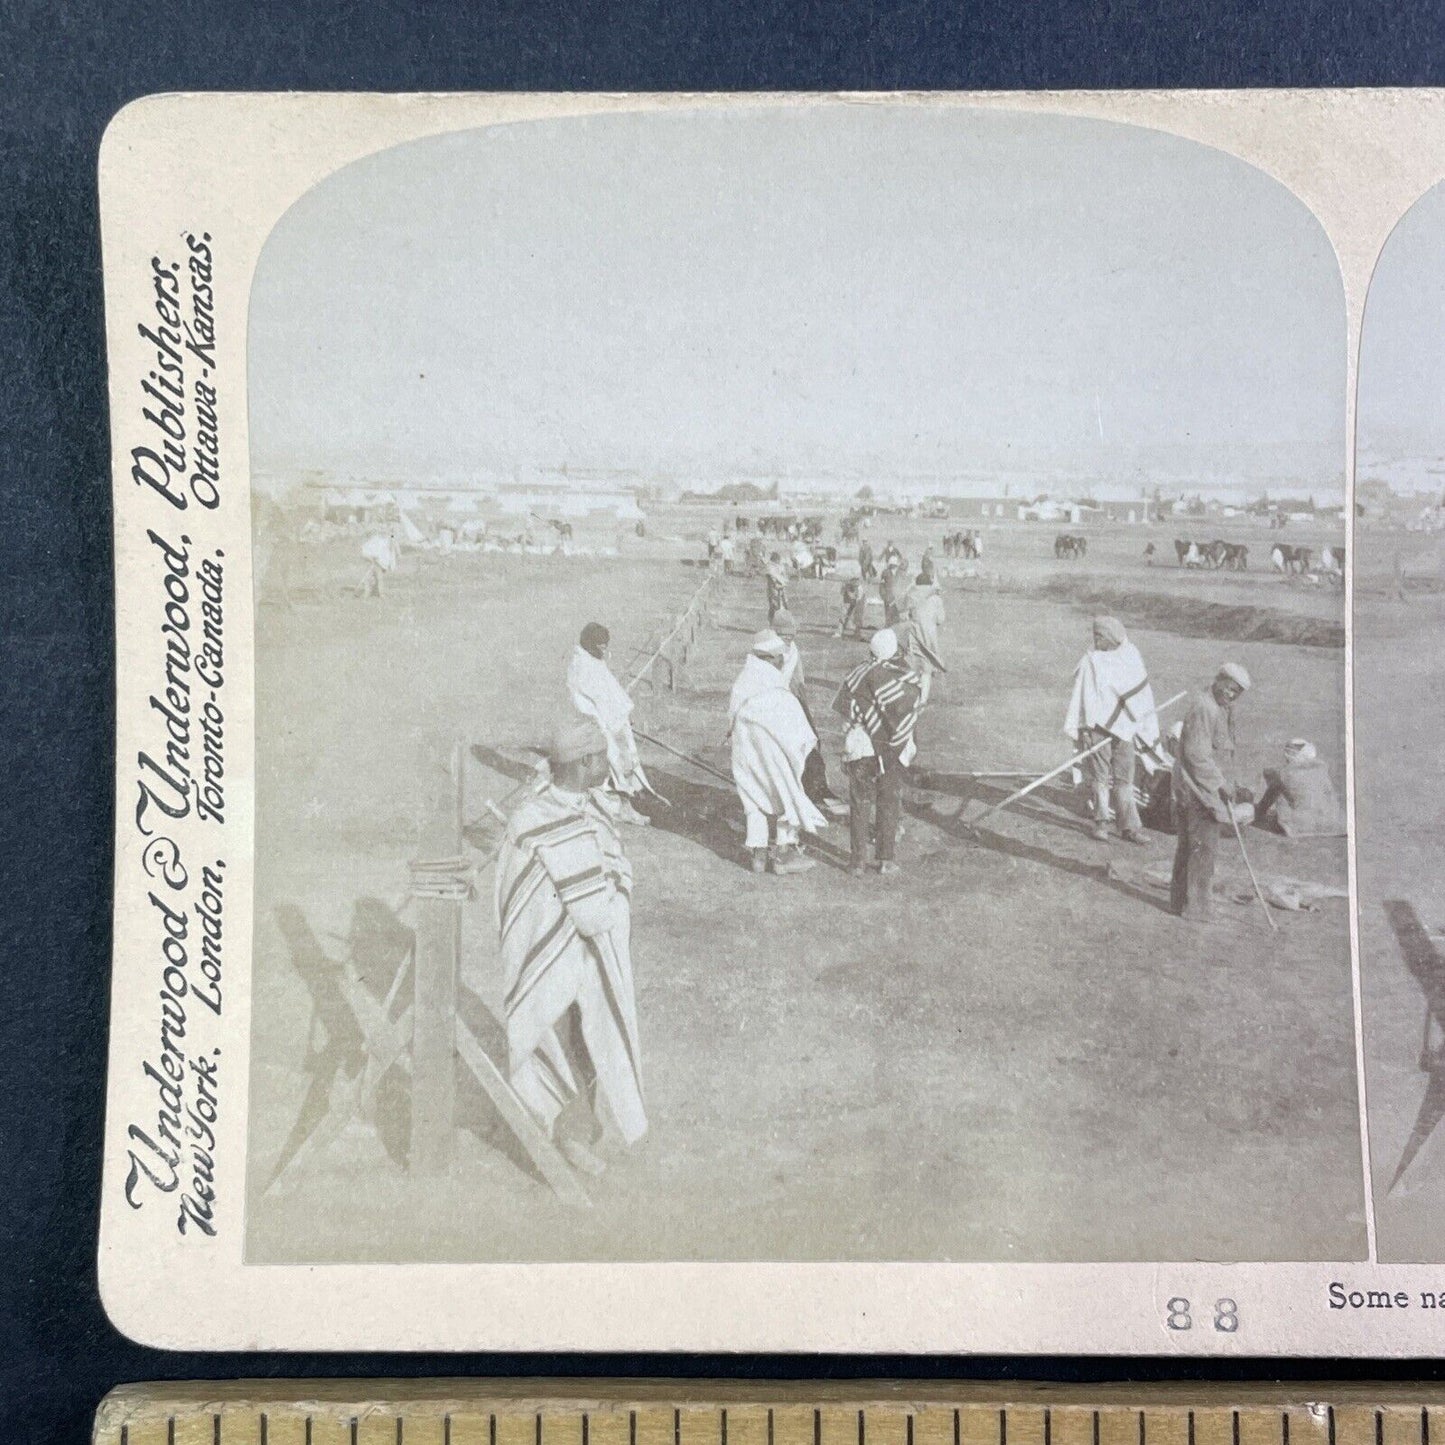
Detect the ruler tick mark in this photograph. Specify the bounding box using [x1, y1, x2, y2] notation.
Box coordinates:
[860, 1408, 867, 1445]
[1234, 1410, 1241, 1445]
[1330, 1408, 1338, 1445]
[1139, 1410, 1146, 1445]
[721, 1408, 728, 1445]
[768, 1409, 775, 1445]
[1044, 1410, 1051, 1445]
[957, 1410, 963, 1445]
[1188, 1411, 1196, 1445]
[1000, 1409, 1008, 1445]
[816, 1408, 822, 1445]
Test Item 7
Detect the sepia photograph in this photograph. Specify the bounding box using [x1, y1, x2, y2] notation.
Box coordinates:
[1355, 177, 1445, 1263]
[238, 104, 1363, 1265]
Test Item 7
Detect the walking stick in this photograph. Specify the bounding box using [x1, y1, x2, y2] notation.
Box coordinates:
[1227, 800, 1279, 932]
[633, 727, 735, 787]
[966, 691, 1187, 829]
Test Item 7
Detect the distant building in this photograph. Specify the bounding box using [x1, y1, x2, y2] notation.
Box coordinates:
[1020, 496, 1082, 524]
[492, 482, 643, 520]
[320, 487, 400, 525]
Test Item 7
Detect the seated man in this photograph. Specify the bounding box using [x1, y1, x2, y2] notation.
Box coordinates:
[495, 715, 647, 1170]
[1255, 738, 1346, 837]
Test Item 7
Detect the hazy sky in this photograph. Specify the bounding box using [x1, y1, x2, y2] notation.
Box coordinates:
[1359, 180, 1445, 487]
[250, 105, 1346, 495]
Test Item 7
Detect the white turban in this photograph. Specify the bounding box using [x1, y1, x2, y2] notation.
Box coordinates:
[751, 629, 785, 658]
[869, 628, 899, 661]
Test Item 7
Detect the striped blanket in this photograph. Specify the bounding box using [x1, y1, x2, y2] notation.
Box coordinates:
[833, 657, 925, 762]
[494, 783, 646, 1145]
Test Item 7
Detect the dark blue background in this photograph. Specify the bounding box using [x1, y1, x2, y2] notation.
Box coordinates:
[4, 1, 1444, 1439]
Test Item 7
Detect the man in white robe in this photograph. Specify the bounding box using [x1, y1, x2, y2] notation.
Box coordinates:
[566, 622, 650, 826]
[904, 573, 946, 704]
[495, 715, 647, 1170]
[729, 629, 828, 875]
[772, 609, 845, 816]
[1064, 615, 1159, 844]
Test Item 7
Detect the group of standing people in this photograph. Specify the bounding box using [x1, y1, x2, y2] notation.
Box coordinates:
[727, 610, 928, 877]
[487, 568, 1344, 1177]
[1063, 612, 1255, 917]
[1063, 616, 1340, 920]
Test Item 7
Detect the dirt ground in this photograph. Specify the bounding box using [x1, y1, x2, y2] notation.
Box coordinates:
[1354, 526, 1445, 1261]
[245, 509, 1364, 1263]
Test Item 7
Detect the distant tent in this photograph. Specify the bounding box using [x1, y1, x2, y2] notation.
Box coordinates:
[395, 507, 425, 544]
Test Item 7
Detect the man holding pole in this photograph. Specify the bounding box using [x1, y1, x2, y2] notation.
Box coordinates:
[1170, 663, 1251, 921]
[495, 714, 647, 1170]
[1063, 616, 1157, 844]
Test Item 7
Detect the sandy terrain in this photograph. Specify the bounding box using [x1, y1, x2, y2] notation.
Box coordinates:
[244, 509, 1364, 1263]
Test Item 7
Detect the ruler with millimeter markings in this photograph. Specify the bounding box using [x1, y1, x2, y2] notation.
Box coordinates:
[92, 1383, 1443, 1445]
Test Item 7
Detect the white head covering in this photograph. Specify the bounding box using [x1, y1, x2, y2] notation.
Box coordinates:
[751, 629, 785, 658]
[1285, 737, 1317, 762]
[1092, 615, 1127, 649]
[1216, 662, 1252, 691]
[869, 628, 899, 661]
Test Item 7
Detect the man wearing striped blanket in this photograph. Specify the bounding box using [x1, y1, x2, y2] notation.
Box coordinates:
[833, 627, 925, 877]
[495, 715, 647, 1172]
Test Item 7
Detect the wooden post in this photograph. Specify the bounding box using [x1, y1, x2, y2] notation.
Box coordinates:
[411, 739, 463, 1174]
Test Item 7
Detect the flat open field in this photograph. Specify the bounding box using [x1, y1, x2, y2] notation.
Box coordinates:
[246, 507, 1363, 1264]
[1354, 525, 1445, 1261]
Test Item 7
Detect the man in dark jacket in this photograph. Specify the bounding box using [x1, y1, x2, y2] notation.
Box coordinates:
[1170, 663, 1251, 920]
